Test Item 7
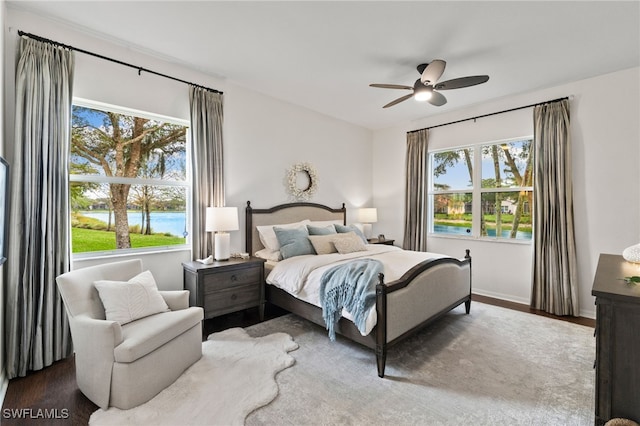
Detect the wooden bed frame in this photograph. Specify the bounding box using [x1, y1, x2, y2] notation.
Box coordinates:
[245, 201, 472, 377]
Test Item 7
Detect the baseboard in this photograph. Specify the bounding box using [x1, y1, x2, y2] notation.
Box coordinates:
[473, 291, 596, 323]
[579, 307, 596, 320]
[472, 289, 529, 305]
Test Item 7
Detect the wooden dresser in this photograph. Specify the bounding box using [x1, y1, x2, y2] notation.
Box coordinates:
[592, 253, 640, 425]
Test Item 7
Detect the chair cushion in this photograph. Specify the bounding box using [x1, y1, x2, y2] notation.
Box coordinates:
[114, 307, 203, 363]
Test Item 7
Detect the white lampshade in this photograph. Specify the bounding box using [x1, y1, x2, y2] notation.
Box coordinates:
[206, 207, 239, 232]
[358, 208, 378, 224]
[205, 207, 239, 261]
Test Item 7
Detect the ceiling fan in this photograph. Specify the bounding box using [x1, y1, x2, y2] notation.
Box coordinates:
[370, 60, 489, 108]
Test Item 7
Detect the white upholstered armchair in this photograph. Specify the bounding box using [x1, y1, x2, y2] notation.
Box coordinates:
[56, 259, 204, 410]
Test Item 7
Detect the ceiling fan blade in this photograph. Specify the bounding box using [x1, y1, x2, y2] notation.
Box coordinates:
[428, 91, 447, 107]
[420, 59, 446, 85]
[383, 93, 414, 108]
[435, 75, 489, 90]
[370, 83, 413, 90]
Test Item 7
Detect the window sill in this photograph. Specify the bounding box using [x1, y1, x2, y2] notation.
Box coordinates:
[72, 245, 191, 261]
[428, 233, 532, 245]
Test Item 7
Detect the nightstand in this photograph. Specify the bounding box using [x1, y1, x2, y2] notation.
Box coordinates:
[367, 238, 395, 246]
[182, 257, 266, 321]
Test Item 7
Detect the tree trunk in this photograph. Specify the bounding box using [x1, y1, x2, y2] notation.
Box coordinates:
[510, 193, 525, 238]
[145, 203, 152, 235]
[491, 145, 503, 237]
[463, 149, 473, 183]
[111, 183, 131, 249]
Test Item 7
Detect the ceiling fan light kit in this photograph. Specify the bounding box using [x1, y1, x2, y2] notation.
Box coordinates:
[414, 82, 433, 101]
[370, 59, 489, 108]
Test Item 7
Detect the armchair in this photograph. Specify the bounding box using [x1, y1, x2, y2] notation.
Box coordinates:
[56, 259, 204, 410]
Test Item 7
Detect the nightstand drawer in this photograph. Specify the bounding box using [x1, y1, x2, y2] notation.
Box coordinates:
[204, 284, 261, 317]
[202, 266, 261, 291]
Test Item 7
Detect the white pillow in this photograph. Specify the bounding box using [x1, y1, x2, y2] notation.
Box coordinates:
[94, 270, 169, 325]
[333, 232, 368, 254]
[255, 248, 281, 262]
[256, 220, 310, 251]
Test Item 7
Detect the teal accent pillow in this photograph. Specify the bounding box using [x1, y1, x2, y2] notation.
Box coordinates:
[274, 226, 315, 259]
[334, 224, 367, 243]
[307, 224, 337, 235]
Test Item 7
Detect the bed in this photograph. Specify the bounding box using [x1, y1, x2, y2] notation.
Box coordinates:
[245, 201, 471, 377]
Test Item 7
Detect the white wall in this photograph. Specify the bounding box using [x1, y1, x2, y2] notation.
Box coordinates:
[224, 84, 373, 252]
[3, 7, 373, 289]
[373, 66, 640, 318]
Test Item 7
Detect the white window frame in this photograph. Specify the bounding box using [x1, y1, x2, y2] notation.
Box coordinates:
[428, 136, 533, 243]
[70, 98, 192, 259]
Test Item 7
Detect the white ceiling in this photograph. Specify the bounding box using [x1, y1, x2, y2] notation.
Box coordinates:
[8, 1, 640, 130]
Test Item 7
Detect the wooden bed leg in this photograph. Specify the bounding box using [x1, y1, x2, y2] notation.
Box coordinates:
[464, 249, 472, 315]
[376, 273, 387, 378]
[376, 345, 387, 378]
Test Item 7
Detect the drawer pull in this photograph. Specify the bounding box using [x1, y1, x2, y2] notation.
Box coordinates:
[231, 275, 237, 282]
[231, 294, 238, 300]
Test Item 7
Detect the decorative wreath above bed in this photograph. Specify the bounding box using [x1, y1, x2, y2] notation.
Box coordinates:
[286, 162, 318, 201]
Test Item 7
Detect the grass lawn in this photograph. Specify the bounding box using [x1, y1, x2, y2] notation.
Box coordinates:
[72, 227, 186, 253]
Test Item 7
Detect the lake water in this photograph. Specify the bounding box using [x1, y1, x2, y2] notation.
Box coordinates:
[81, 211, 188, 237]
[433, 224, 532, 240]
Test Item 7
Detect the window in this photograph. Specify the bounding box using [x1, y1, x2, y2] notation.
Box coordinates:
[70, 100, 190, 255]
[429, 138, 533, 241]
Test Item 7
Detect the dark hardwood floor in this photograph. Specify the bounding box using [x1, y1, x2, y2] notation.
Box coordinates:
[472, 294, 595, 327]
[1, 296, 593, 425]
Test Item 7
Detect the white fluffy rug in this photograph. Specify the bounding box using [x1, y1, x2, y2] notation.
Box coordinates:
[89, 328, 298, 426]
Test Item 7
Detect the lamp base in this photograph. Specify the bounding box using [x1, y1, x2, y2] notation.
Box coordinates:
[362, 223, 373, 239]
[214, 232, 231, 261]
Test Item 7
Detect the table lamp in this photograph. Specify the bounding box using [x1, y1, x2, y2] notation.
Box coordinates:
[206, 207, 239, 261]
[358, 208, 378, 239]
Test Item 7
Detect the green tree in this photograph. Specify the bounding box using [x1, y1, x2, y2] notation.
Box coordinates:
[70, 163, 100, 211]
[71, 107, 187, 249]
[433, 141, 533, 238]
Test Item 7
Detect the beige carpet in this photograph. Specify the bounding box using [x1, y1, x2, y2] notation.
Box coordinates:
[245, 302, 595, 425]
[89, 328, 298, 426]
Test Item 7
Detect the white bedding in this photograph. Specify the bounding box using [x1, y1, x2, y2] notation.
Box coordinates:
[266, 245, 449, 335]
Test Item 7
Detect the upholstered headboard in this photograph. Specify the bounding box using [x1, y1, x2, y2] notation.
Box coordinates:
[245, 201, 346, 255]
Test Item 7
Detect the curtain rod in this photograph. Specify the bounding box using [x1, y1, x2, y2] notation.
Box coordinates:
[17, 30, 223, 95]
[408, 96, 569, 134]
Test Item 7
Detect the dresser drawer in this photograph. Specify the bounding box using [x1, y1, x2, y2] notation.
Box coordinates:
[204, 284, 261, 317]
[202, 265, 261, 291]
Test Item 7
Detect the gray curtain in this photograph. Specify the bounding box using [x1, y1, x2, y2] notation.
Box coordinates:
[403, 129, 429, 251]
[531, 99, 579, 316]
[5, 37, 74, 378]
[189, 86, 224, 260]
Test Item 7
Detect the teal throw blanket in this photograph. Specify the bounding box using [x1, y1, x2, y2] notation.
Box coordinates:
[319, 259, 384, 341]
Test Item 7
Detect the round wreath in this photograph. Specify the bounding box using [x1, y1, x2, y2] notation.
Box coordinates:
[287, 162, 318, 201]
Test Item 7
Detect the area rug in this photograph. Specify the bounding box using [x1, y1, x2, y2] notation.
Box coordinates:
[89, 328, 298, 426]
[245, 302, 595, 425]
